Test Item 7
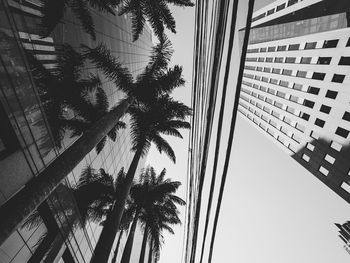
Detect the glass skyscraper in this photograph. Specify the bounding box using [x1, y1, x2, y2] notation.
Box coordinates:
[0, 0, 153, 262]
[239, 0, 350, 203]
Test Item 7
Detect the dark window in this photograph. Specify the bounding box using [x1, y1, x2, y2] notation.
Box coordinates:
[280, 80, 289, 87]
[0, 103, 19, 159]
[342, 112, 350, 121]
[262, 77, 268, 82]
[305, 42, 317, 49]
[276, 3, 286, 11]
[304, 99, 315, 108]
[347, 38, 350, 47]
[275, 57, 284, 63]
[267, 8, 275, 15]
[277, 45, 286, 51]
[320, 105, 331, 114]
[287, 0, 298, 6]
[258, 57, 265, 62]
[339, 56, 350, 65]
[300, 57, 312, 64]
[268, 46, 276, 52]
[266, 57, 273, 62]
[312, 72, 325, 80]
[317, 57, 332, 65]
[315, 118, 325, 127]
[308, 86, 320, 95]
[288, 44, 300, 51]
[297, 71, 307, 78]
[332, 74, 345, 83]
[336, 127, 349, 138]
[282, 69, 292, 76]
[301, 113, 310, 121]
[325, 90, 338, 99]
[272, 68, 281, 74]
[323, 39, 339, 48]
[263, 67, 271, 72]
[260, 47, 267, 52]
[285, 57, 296, 63]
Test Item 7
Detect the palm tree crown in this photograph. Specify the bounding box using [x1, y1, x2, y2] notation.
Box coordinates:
[117, 0, 195, 41]
[122, 166, 185, 262]
[128, 94, 191, 162]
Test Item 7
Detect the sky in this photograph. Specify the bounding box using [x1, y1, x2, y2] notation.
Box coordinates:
[145, 1, 350, 263]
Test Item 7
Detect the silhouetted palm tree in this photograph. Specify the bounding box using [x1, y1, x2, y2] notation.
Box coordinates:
[92, 95, 191, 262]
[0, 37, 185, 248]
[117, 0, 195, 41]
[120, 167, 184, 263]
[138, 168, 185, 263]
[40, 0, 119, 39]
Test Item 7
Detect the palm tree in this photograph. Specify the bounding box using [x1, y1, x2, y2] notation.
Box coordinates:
[116, 0, 195, 41]
[91, 96, 191, 262]
[120, 167, 185, 263]
[40, 0, 119, 39]
[0, 37, 184, 247]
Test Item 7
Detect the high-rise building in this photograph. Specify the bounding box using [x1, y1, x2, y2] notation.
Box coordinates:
[0, 0, 153, 262]
[238, 0, 350, 203]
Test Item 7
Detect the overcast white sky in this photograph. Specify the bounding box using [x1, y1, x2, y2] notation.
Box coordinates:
[145, 1, 350, 263]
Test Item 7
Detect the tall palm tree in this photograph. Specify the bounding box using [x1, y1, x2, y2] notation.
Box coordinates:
[116, 0, 195, 41]
[91, 96, 191, 262]
[0, 37, 184, 247]
[40, 0, 119, 39]
[120, 167, 185, 263]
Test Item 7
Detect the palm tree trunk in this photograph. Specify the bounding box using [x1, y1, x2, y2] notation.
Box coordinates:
[111, 230, 123, 263]
[148, 239, 153, 263]
[121, 210, 139, 263]
[138, 225, 148, 263]
[91, 147, 143, 263]
[0, 98, 132, 246]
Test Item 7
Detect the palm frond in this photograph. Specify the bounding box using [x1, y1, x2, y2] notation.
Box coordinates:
[158, 127, 183, 138]
[95, 87, 109, 113]
[168, 194, 186, 206]
[166, 0, 194, 7]
[69, 0, 96, 40]
[107, 121, 126, 141]
[164, 120, 191, 130]
[130, 2, 146, 41]
[87, 0, 116, 14]
[81, 43, 133, 93]
[151, 134, 176, 163]
[156, 1, 176, 33]
[155, 65, 185, 94]
[96, 136, 107, 154]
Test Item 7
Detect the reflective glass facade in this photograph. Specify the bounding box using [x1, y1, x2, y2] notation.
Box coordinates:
[0, 0, 152, 262]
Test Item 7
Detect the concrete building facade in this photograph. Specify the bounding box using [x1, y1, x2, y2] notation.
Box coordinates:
[238, 0, 350, 202]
